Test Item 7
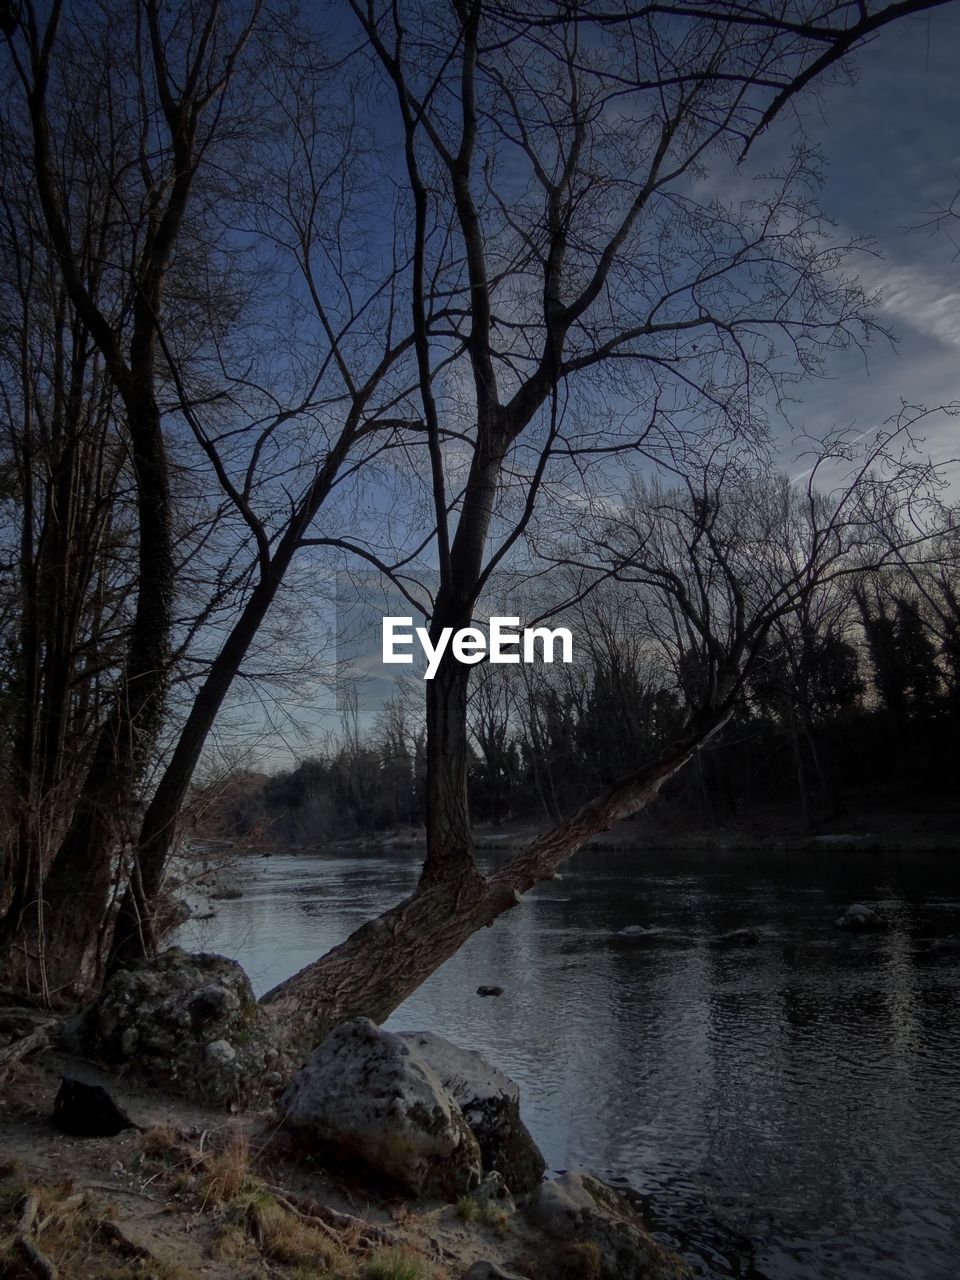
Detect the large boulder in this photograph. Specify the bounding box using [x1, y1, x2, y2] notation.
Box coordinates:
[81, 948, 282, 1106]
[527, 1173, 692, 1280]
[279, 1018, 482, 1200]
[399, 1031, 546, 1197]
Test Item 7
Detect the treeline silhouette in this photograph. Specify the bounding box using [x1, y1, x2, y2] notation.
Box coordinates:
[199, 571, 960, 847]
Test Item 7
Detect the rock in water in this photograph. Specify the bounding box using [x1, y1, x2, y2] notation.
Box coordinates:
[835, 903, 886, 931]
[399, 1031, 545, 1196]
[711, 928, 762, 948]
[53, 1077, 140, 1137]
[929, 936, 960, 952]
[477, 985, 504, 997]
[528, 1173, 692, 1280]
[81, 948, 283, 1106]
[280, 1018, 482, 1200]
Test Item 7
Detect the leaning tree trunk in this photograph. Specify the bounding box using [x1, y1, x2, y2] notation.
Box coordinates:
[262, 714, 726, 1058]
[107, 442, 353, 972]
[107, 548, 300, 970]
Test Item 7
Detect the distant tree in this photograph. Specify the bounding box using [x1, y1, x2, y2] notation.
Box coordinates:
[893, 597, 943, 716]
[857, 586, 943, 720]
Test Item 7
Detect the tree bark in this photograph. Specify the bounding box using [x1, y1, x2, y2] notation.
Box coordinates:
[422, 653, 479, 885]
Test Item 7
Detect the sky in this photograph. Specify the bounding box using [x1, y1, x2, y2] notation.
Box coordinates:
[213, 4, 960, 770]
[766, 4, 960, 478]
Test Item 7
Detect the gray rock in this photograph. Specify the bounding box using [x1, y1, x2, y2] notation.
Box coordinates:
[835, 903, 886, 931]
[280, 1018, 482, 1200]
[204, 1039, 237, 1067]
[399, 1031, 546, 1197]
[528, 1173, 692, 1280]
[82, 948, 282, 1106]
[711, 928, 761, 948]
[812, 833, 872, 848]
[608, 925, 686, 949]
[477, 1170, 515, 1211]
[464, 1263, 531, 1280]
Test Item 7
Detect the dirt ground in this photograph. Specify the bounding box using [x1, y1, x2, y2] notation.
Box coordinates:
[0, 1044, 550, 1280]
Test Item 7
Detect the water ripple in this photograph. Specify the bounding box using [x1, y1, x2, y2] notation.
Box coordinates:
[175, 845, 960, 1279]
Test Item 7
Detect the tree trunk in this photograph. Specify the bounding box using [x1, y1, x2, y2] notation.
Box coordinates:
[4, 379, 173, 998]
[421, 654, 479, 885]
[786, 702, 811, 830]
[108, 437, 354, 970]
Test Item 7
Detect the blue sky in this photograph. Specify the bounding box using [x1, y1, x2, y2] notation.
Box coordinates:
[212, 5, 960, 769]
[770, 4, 960, 476]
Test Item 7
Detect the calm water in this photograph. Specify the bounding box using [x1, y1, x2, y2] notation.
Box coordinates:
[174, 846, 960, 1279]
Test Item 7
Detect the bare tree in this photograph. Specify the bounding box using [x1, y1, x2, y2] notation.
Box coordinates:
[1, 0, 431, 992]
[0, 149, 136, 954]
[261, 0, 954, 1053]
[2, 0, 954, 1033]
[0, 0, 263, 992]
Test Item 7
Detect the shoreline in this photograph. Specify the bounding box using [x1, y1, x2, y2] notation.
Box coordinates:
[1, 1039, 694, 1280]
[187, 822, 960, 860]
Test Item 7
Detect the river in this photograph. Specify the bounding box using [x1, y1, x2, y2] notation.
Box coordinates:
[174, 844, 960, 1279]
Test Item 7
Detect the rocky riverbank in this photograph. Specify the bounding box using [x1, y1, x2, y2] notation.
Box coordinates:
[0, 951, 692, 1280]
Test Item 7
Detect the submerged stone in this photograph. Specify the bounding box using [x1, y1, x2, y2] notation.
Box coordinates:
[528, 1172, 692, 1280]
[835, 903, 886, 931]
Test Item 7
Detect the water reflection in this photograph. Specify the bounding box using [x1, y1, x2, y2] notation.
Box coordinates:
[174, 846, 960, 1280]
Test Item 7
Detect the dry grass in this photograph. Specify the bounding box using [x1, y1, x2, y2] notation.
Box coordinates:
[138, 1123, 185, 1161]
[3, 1129, 442, 1280]
[197, 1133, 252, 1207]
[456, 1189, 512, 1237]
[361, 1246, 437, 1280]
[455, 1193, 480, 1223]
[210, 1221, 253, 1263]
[0, 1175, 190, 1280]
[124, 1125, 376, 1276]
[559, 1239, 602, 1280]
[222, 1185, 356, 1274]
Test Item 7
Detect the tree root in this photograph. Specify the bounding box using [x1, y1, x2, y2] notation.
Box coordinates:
[0, 1020, 58, 1082]
[11, 1232, 58, 1280]
[264, 1184, 399, 1250]
[96, 1217, 155, 1261]
[2, 1192, 59, 1280]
